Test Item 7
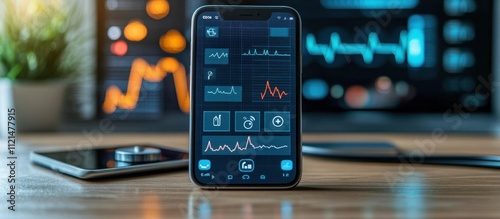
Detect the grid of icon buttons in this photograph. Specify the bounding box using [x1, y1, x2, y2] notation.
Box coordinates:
[202, 111, 289, 132]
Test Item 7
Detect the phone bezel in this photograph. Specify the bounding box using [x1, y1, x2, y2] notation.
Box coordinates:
[30, 145, 189, 179]
[189, 5, 302, 189]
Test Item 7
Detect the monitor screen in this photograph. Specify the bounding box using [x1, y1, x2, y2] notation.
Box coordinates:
[96, 0, 497, 131]
[227, 0, 495, 113]
[97, 0, 189, 120]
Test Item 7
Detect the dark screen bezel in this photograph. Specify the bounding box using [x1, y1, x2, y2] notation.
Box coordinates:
[189, 5, 302, 189]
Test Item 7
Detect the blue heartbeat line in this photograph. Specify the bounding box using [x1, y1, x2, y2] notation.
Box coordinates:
[207, 86, 238, 95]
[242, 49, 291, 57]
[208, 52, 229, 59]
[306, 31, 409, 64]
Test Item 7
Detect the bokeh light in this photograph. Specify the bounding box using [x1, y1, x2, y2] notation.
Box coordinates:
[146, 0, 170, 20]
[107, 26, 121, 40]
[159, 29, 186, 54]
[106, 0, 118, 10]
[110, 40, 128, 56]
[344, 85, 369, 109]
[302, 79, 328, 100]
[375, 76, 392, 93]
[330, 84, 344, 99]
[395, 81, 410, 96]
[124, 20, 148, 42]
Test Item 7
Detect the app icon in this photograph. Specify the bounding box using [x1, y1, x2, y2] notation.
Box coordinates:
[204, 69, 216, 81]
[281, 160, 293, 171]
[272, 115, 284, 127]
[205, 27, 219, 38]
[242, 174, 250, 180]
[198, 159, 211, 170]
[260, 175, 266, 180]
[264, 111, 290, 132]
[227, 175, 233, 180]
[235, 111, 260, 132]
[203, 111, 230, 132]
[239, 159, 254, 172]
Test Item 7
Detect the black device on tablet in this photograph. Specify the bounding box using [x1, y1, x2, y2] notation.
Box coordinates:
[31, 145, 188, 179]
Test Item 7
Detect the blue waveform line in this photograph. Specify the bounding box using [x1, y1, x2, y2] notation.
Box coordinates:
[242, 49, 291, 57]
[306, 15, 427, 68]
[320, 0, 419, 9]
[306, 31, 408, 64]
[208, 52, 229, 59]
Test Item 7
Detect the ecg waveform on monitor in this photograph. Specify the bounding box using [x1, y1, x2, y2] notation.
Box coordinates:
[260, 81, 289, 100]
[306, 31, 409, 64]
[208, 52, 229, 59]
[207, 86, 238, 95]
[102, 58, 190, 114]
[305, 15, 429, 68]
[242, 49, 291, 57]
[204, 136, 289, 153]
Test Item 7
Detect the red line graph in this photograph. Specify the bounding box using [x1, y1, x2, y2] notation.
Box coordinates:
[204, 136, 288, 153]
[260, 81, 289, 100]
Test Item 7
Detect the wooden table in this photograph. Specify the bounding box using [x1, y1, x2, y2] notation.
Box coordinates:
[2, 133, 500, 218]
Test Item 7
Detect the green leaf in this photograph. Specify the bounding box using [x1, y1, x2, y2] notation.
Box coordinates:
[6, 64, 23, 80]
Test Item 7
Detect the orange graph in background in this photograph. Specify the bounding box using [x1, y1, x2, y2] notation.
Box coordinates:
[102, 57, 190, 114]
[260, 81, 289, 100]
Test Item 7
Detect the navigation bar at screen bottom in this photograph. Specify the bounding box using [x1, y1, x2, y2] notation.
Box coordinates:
[202, 135, 291, 155]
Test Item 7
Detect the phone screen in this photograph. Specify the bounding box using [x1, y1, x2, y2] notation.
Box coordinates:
[191, 7, 301, 187]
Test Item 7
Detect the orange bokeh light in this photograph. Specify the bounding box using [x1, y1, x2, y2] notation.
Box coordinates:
[146, 0, 170, 20]
[110, 40, 128, 56]
[159, 29, 186, 54]
[344, 85, 369, 109]
[124, 20, 148, 42]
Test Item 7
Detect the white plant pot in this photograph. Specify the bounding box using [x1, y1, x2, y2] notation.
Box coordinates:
[10, 80, 68, 131]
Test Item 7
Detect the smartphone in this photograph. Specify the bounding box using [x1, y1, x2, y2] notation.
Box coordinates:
[190, 5, 302, 189]
[30, 145, 189, 179]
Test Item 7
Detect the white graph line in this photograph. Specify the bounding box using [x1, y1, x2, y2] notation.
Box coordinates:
[208, 52, 229, 59]
[242, 49, 291, 57]
[204, 136, 289, 153]
[206, 86, 238, 95]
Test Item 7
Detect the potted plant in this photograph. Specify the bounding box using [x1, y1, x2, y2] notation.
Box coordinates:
[0, 0, 92, 131]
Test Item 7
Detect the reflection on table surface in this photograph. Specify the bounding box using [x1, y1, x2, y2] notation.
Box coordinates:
[4, 133, 500, 219]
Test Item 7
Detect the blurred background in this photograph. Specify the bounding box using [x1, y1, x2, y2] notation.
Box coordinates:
[0, 0, 498, 133]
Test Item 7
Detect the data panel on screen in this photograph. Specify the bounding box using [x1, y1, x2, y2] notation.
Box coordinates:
[195, 13, 296, 157]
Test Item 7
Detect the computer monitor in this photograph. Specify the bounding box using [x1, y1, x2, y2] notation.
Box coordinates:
[96, 0, 500, 132]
